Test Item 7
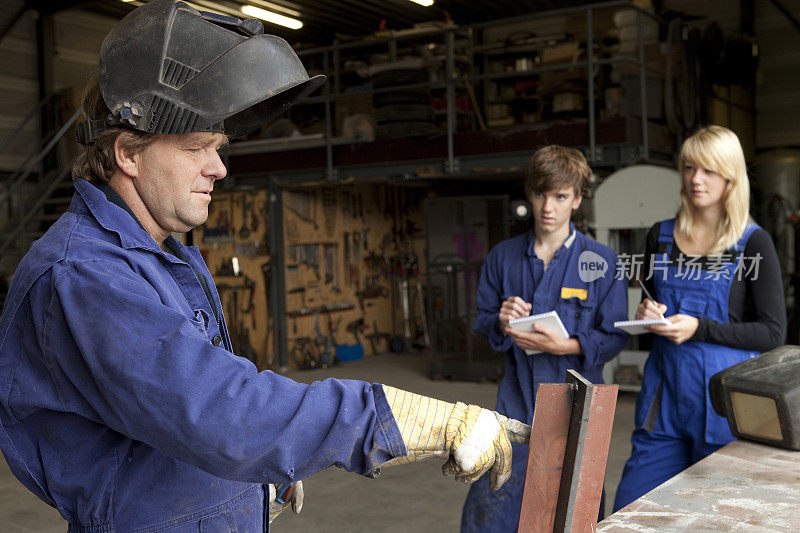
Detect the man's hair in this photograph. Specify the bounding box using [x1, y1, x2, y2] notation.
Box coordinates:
[523, 145, 591, 198]
[72, 74, 159, 183]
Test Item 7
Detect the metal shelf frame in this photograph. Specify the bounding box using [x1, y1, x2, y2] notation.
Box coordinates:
[226, 0, 664, 184]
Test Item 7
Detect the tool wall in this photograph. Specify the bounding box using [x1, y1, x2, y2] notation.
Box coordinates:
[194, 190, 273, 369]
[194, 183, 427, 371]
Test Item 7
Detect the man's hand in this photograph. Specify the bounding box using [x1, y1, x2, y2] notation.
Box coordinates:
[268, 481, 304, 524]
[499, 296, 532, 335]
[648, 314, 698, 345]
[381, 386, 531, 491]
[439, 406, 531, 490]
[506, 323, 582, 355]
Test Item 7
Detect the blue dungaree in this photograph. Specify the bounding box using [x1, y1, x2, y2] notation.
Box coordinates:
[613, 219, 760, 511]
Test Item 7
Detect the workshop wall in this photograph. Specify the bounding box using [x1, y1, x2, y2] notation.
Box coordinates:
[193, 184, 427, 371]
[193, 190, 273, 370]
[281, 184, 427, 370]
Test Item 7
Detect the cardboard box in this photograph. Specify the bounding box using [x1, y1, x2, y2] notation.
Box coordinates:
[335, 93, 375, 135]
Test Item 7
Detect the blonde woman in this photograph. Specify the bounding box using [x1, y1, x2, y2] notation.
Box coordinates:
[613, 125, 786, 511]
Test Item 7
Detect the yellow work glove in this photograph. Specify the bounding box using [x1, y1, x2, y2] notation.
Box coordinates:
[381, 385, 531, 490]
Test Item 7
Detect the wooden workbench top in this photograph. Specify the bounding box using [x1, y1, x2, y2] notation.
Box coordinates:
[598, 439, 800, 532]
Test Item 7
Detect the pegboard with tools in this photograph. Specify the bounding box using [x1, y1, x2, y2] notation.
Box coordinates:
[282, 183, 428, 370]
[192, 190, 275, 370]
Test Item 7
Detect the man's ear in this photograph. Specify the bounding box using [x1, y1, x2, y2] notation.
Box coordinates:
[114, 133, 139, 178]
[572, 194, 583, 211]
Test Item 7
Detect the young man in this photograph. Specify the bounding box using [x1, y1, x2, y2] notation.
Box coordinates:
[0, 1, 530, 531]
[461, 145, 629, 531]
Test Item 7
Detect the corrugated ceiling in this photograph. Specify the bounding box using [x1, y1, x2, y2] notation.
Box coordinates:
[71, 0, 602, 47]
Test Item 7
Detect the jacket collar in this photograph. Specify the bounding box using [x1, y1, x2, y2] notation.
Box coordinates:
[72, 178, 174, 254]
[526, 221, 578, 256]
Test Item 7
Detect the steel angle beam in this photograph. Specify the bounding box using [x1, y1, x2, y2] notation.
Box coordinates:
[518, 369, 618, 533]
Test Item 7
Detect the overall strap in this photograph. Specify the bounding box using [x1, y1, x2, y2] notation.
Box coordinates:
[732, 222, 760, 254]
[656, 218, 676, 255]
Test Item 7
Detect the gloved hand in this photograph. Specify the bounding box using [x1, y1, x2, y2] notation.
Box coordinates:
[381, 385, 531, 490]
[268, 480, 304, 524]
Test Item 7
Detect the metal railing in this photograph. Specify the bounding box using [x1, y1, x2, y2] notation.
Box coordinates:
[0, 96, 81, 271]
[261, 0, 664, 180]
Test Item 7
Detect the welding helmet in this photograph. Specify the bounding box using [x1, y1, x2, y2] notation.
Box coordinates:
[76, 0, 325, 144]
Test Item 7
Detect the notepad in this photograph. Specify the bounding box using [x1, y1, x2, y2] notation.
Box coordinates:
[509, 311, 570, 355]
[614, 317, 671, 335]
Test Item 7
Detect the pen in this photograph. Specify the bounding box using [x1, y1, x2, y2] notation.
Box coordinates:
[637, 279, 665, 319]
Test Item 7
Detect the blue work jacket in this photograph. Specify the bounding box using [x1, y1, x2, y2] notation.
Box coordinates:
[474, 226, 629, 425]
[0, 179, 404, 532]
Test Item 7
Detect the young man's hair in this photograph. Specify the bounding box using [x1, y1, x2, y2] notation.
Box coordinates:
[676, 125, 751, 255]
[72, 74, 160, 183]
[524, 145, 591, 198]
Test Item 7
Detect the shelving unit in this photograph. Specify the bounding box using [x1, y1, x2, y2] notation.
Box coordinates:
[225, 0, 669, 185]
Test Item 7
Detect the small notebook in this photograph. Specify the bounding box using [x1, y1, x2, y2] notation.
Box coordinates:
[509, 311, 570, 355]
[614, 317, 671, 335]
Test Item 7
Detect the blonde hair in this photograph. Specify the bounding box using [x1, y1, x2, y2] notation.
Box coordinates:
[676, 125, 751, 255]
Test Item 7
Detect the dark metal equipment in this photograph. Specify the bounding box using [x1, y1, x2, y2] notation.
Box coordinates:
[425, 195, 508, 382]
[709, 345, 800, 451]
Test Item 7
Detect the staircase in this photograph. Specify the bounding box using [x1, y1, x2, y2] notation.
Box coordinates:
[0, 97, 81, 307]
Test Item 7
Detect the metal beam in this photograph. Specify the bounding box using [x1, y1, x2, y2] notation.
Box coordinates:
[767, 0, 800, 35]
[0, 4, 30, 46]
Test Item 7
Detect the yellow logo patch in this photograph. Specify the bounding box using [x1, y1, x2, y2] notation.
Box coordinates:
[561, 287, 588, 300]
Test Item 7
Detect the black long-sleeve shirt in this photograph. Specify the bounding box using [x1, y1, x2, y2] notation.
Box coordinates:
[642, 222, 786, 352]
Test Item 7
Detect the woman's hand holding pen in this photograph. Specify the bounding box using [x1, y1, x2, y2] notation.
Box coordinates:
[636, 299, 667, 320]
[499, 296, 532, 335]
[638, 298, 699, 345]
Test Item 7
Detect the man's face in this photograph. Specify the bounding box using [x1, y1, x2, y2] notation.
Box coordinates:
[529, 186, 582, 234]
[133, 132, 227, 237]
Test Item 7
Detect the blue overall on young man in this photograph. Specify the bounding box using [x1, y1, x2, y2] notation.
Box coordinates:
[613, 218, 760, 511]
[461, 225, 628, 531]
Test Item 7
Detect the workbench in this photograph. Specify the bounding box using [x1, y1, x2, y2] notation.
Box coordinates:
[598, 439, 800, 532]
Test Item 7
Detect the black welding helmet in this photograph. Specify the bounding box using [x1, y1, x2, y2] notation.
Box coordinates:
[76, 0, 325, 144]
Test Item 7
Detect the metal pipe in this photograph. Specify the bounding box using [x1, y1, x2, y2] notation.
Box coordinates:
[587, 7, 596, 162]
[446, 30, 456, 174]
[637, 9, 649, 161]
[268, 177, 288, 369]
[323, 50, 334, 182]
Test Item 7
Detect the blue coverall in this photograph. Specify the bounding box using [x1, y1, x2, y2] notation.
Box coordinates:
[613, 219, 761, 511]
[0, 179, 406, 532]
[461, 225, 628, 531]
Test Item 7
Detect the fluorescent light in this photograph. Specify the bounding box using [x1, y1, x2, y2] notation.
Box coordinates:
[248, 0, 301, 18]
[241, 5, 302, 29]
[409, 0, 434, 5]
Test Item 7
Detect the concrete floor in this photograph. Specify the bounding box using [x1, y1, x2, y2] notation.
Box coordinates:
[0, 352, 635, 532]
